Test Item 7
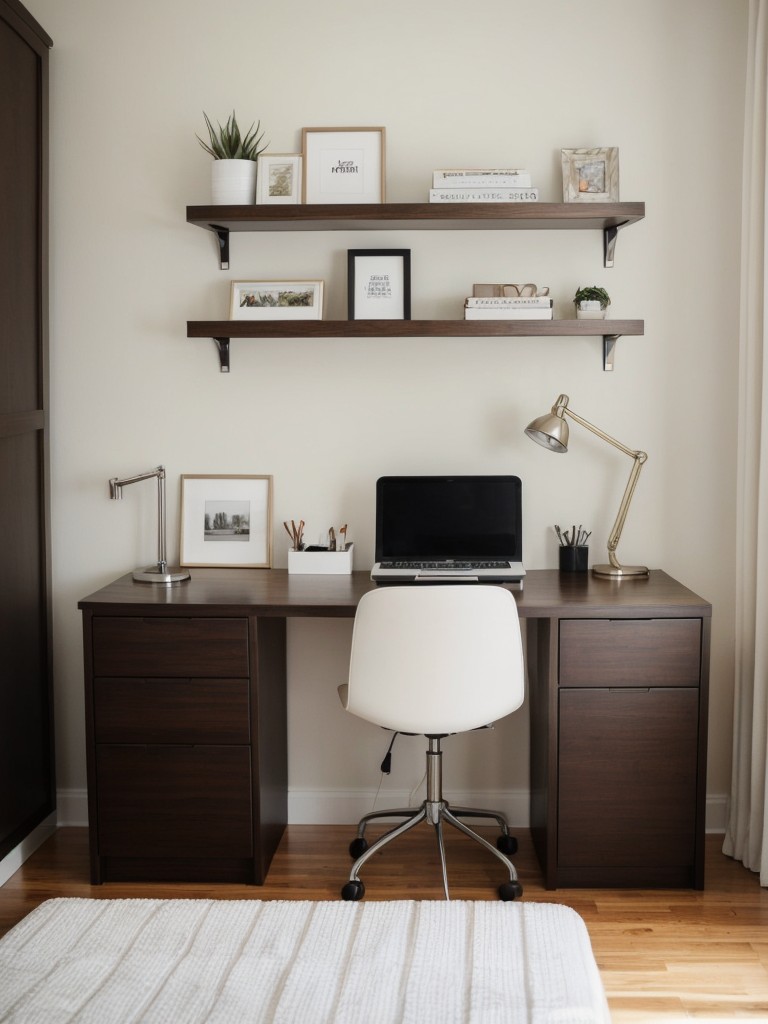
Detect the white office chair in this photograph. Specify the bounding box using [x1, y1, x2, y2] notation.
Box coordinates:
[339, 584, 525, 901]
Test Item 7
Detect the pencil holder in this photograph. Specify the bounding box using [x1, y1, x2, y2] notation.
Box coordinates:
[288, 543, 354, 575]
[559, 545, 588, 572]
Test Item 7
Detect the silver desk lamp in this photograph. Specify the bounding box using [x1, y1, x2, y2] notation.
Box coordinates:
[108, 465, 190, 584]
[524, 394, 649, 579]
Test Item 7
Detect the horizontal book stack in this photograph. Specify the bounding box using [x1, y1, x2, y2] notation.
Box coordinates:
[429, 168, 538, 203]
[464, 284, 553, 320]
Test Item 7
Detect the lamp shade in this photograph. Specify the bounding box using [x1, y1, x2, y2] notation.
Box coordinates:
[524, 412, 569, 453]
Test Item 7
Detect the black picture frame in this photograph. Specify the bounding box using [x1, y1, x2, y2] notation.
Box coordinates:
[347, 248, 411, 320]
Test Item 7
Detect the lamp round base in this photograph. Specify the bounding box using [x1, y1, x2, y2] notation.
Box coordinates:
[132, 566, 191, 584]
[592, 563, 649, 579]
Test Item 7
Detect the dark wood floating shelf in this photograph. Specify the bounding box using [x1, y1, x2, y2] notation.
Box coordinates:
[187, 318, 644, 374]
[186, 201, 645, 270]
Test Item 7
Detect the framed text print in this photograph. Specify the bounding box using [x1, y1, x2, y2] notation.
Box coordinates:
[348, 249, 411, 320]
[302, 127, 385, 204]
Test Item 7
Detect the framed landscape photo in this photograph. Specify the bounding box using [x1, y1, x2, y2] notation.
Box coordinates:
[561, 147, 619, 202]
[230, 280, 324, 320]
[256, 153, 302, 205]
[180, 474, 272, 568]
[348, 249, 411, 320]
[302, 127, 385, 204]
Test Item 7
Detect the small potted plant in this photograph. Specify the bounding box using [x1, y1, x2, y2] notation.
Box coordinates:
[573, 285, 611, 320]
[197, 111, 268, 205]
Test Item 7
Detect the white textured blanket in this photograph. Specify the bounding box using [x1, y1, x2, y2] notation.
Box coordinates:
[0, 898, 610, 1023]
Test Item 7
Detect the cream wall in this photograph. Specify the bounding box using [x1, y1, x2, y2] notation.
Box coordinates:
[27, 0, 745, 826]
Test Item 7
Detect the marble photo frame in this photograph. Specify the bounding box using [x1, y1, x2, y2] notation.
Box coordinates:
[561, 147, 619, 202]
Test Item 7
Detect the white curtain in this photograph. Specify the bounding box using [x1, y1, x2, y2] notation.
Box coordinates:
[723, 0, 768, 885]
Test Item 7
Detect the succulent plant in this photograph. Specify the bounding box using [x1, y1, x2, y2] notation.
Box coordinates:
[196, 111, 267, 161]
[574, 285, 611, 308]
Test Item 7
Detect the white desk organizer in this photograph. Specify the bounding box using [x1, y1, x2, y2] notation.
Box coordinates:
[288, 543, 354, 575]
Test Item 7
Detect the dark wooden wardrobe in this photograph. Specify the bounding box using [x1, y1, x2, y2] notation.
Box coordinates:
[0, 0, 54, 861]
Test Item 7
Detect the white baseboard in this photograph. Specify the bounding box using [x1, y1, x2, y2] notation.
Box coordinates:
[55, 788, 89, 827]
[704, 793, 729, 833]
[287, 788, 530, 825]
[51, 787, 731, 832]
[0, 813, 57, 887]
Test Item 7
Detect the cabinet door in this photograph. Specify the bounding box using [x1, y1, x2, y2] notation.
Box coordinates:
[0, 1, 53, 862]
[558, 687, 699, 885]
[96, 745, 253, 858]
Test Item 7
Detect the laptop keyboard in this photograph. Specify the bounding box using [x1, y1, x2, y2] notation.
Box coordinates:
[379, 560, 511, 570]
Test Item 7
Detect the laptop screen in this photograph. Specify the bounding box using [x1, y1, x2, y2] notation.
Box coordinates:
[375, 475, 522, 561]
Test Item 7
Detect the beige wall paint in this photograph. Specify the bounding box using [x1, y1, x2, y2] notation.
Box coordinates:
[28, 0, 746, 821]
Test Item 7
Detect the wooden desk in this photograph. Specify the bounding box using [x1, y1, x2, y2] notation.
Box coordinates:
[79, 569, 711, 889]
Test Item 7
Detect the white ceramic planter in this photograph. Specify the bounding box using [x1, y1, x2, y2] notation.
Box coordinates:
[211, 159, 257, 205]
[575, 300, 608, 320]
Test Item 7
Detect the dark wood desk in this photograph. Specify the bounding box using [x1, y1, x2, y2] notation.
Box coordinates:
[79, 568, 711, 889]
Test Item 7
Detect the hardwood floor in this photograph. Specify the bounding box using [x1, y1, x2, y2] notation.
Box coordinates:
[1, 826, 767, 1021]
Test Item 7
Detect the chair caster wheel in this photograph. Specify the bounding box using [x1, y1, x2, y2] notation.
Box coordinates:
[341, 879, 365, 901]
[349, 837, 369, 858]
[498, 881, 523, 901]
[497, 834, 518, 855]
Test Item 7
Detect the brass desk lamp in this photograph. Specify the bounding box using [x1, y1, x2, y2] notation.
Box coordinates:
[108, 465, 190, 584]
[525, 394, 649, 579]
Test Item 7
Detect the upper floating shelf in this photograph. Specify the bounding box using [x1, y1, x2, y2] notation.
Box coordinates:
[186, 202, 645, 269]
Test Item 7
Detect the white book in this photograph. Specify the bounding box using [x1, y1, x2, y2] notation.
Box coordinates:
[465, 308, 554, 320]
[433, 169, 531, 187]
[429, 188, 538, 203]
[465, 296, 553, 308]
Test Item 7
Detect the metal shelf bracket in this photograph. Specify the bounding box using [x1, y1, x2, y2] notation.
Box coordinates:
[603, 334, 620, 371]
[213, 226, 230, 270]
[603, 222, 628, 268]
[214, 337, 230, 372]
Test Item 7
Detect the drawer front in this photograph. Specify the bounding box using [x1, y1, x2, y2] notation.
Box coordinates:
[558, 687, 698, 869]
[96, 744, 253, 858]
[93, 677, 250, 744]
[559, 618, 701, 687]
[92, 616, 249, 677]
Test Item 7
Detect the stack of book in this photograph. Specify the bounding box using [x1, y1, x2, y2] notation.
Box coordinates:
[462, 292, 552, 319]
[429, 168, 538, 203]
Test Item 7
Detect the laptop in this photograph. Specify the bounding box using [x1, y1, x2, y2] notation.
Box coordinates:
[371, 475, 525, 584]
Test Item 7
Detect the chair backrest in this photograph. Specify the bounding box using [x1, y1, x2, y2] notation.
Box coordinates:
[344, 585, 525, 735]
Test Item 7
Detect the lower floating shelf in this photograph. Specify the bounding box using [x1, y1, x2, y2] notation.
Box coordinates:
[186, 319, 644, 373]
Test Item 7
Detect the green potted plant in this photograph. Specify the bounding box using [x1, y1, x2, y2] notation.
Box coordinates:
[573, 285, 611, 320]
[197, 111, 268, 205]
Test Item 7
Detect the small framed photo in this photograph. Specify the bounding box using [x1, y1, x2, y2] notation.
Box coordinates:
[180, 474, 273, 568]
[561, 147, 619, 202]
[230, 280, 324, 320]
[256, 153, 302, 205]
[302, 127, 385, 204]
[348, 249, 411, 320]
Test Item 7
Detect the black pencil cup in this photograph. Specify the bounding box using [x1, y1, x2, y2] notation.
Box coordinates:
[559, 546, 589, 572]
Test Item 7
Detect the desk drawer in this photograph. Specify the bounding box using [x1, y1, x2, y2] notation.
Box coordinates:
[92, 617, 249, 678]
[559, 618, 701, 687]
[96, 744, 253, 858]
[93, 677, 250, 744]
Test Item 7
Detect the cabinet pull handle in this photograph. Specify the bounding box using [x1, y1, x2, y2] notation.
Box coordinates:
[608, 687, 650, 693]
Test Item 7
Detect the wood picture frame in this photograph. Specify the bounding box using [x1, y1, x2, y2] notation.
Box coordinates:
[348, 249, 411, 320]
[302, 127, 385, 204]
[255, 153, 302, 205]
[561, 147, 619, 202]
[229, 280, 324, 320]
[180, 474, 273, 568]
